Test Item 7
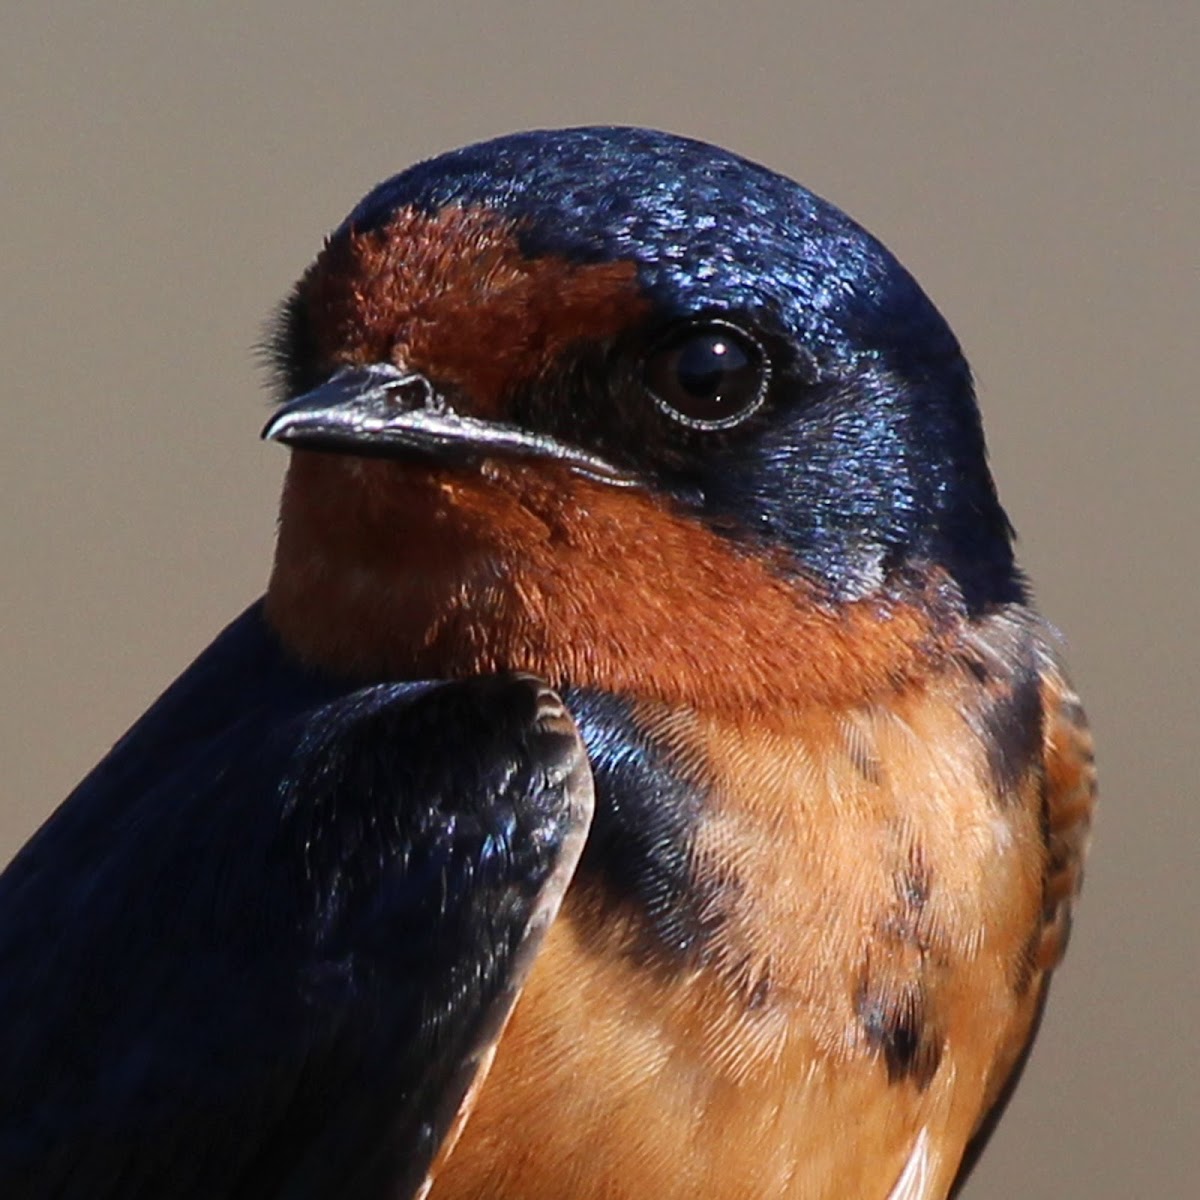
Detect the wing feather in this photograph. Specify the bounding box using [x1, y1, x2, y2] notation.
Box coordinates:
[0, 607, 593, 1199]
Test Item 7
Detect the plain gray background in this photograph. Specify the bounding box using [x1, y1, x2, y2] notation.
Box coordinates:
[2, 5, 1195, 1196]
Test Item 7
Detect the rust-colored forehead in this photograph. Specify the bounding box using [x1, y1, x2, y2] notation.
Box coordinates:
[296, 205, 648, 412]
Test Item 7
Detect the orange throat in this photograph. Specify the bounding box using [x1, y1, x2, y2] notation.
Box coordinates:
[265, 450, 952, 712]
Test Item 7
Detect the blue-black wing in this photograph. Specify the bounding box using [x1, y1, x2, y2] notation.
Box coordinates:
[0, 604, 592, 1199]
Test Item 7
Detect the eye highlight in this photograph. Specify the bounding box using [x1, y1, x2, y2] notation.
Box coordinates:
[643, 321, 768, 430]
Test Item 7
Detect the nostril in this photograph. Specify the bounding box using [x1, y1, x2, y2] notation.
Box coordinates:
[383, 373, 443, 413]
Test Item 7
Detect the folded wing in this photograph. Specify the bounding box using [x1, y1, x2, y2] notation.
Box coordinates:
[0, 606, 593, 1200]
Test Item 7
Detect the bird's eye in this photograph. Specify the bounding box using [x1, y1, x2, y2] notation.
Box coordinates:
[643, 322, 768, 430]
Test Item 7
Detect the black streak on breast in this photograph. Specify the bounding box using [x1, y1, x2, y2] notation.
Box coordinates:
[976, 662, 1044, 804]
[563, 688, 725, 966]
[856, 977, 943, 1091]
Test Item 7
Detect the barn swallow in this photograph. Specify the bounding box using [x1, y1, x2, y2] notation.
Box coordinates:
[0, 127, 1095, 1199]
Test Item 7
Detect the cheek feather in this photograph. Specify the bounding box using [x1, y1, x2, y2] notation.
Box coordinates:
[293, 205, 647, 414]
[266, 456, 955, 712]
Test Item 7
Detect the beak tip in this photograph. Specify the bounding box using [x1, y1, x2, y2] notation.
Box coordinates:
[261, 412, 289, 444]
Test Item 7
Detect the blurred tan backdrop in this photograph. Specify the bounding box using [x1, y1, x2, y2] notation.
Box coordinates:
[2, 4, 1195, 1196]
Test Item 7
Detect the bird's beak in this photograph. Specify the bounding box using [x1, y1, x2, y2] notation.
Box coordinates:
[262, 363, 637, 487]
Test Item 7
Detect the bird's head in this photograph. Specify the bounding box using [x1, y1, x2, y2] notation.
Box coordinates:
[263, 127, 1021, 706]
